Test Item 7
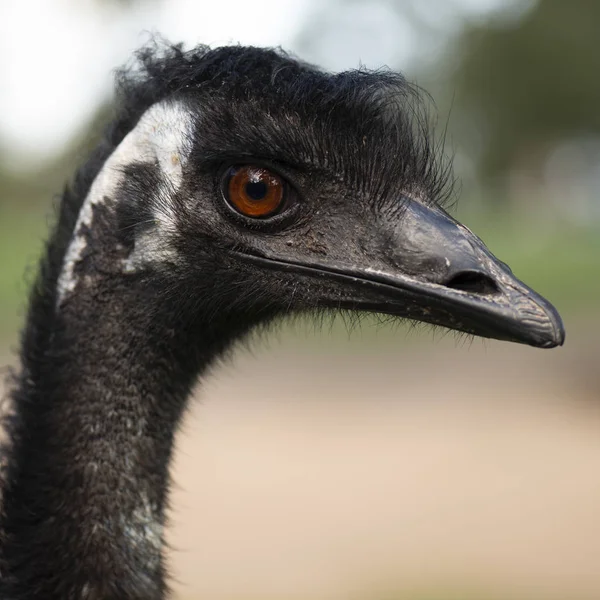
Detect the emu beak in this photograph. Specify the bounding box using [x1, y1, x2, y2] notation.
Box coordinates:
[234, 198, 565, 348]
[337, 199, 565, 348]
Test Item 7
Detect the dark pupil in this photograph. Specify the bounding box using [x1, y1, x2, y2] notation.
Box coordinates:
[245, 180, 268, 201]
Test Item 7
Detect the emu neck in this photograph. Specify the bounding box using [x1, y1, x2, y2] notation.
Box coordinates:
[0, 232, 244, 599]
[1, 245, 224, 599]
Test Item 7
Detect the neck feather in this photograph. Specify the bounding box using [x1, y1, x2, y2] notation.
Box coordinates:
[0, 102, 239, 599]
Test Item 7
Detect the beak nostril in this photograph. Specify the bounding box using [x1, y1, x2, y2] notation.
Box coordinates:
[444, 270, 499, 295]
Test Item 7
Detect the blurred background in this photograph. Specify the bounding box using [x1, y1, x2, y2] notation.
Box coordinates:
[1, 0, 599, 598]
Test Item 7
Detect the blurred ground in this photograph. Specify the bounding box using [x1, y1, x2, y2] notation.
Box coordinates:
[61, 317, 597, 600]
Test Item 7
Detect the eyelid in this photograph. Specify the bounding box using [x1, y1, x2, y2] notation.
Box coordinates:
[216, 157, 303, 193]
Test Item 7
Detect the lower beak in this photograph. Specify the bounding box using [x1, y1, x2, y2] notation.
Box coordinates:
[253, 254, 565, 348]
[332, 265, 565, 349]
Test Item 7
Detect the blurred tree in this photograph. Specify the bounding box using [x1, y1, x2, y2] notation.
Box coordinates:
[450, 0, 600, 180]
[302, 0, 600, 198]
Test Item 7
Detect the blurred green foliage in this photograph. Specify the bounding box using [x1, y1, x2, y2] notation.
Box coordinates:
[451, 0, 600, 179]
[0, 204, 47, 339]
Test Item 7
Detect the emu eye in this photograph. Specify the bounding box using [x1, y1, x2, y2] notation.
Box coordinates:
[224, 165, 286, 218]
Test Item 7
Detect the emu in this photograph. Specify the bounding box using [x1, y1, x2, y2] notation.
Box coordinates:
[0, 43, 564, 599]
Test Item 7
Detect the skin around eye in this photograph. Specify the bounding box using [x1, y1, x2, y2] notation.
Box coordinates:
[225, 166, 285, 218]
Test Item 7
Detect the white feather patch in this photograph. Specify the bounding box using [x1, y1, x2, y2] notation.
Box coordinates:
[56, 101, 195, 306]
[123, 492, 164, 567]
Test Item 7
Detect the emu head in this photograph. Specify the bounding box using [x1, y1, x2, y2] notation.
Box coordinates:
[87, 45, 563, 349]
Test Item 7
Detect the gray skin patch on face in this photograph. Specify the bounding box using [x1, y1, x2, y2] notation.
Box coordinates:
[56, 100, 195, 307]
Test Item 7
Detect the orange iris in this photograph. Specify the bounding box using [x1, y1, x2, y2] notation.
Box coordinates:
[226, 166, 285, 218]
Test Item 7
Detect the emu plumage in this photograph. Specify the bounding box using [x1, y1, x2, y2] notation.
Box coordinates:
[0, 43, 564, 599]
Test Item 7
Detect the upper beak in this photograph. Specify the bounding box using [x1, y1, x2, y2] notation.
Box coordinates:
[334, 198, 566, 348]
